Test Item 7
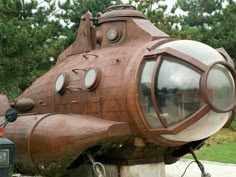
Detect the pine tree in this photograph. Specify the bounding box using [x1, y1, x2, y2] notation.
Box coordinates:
[0, 0, 66, 100]
[172, 0, 236, 62]
[57, 0, 122, 46]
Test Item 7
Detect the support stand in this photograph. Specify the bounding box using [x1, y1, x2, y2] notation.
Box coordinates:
[74, 163, 166, 177]
[83, 150, 165, 177]
[120, 163, 166, 177]
[189, 147, 211, 177]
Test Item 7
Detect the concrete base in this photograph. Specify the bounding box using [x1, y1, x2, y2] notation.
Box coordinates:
[120, 163, 165, 177]
[69, 162, 166, 177]
[13, 162, 166, 177]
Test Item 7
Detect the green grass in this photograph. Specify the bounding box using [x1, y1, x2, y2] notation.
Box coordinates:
[185, 142, 236, 164]
[184, 128, 236, 164]
[231, 119, 236, 129]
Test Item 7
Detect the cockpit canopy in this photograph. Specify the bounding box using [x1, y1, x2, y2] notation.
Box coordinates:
[139, 40, 235, 142]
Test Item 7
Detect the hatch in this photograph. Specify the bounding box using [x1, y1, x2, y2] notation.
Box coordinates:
[98, 5, 147, 24]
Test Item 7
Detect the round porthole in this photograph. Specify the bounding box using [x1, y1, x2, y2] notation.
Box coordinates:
[106, 28, 121, 42]
[84, 68, 101, 90]
[55, 73, 69, 95]
[201, 62, 236, 112]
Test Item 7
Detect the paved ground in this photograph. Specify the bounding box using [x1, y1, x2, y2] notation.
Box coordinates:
[13, 159, 236, 177]
[166, 159, 236, 177]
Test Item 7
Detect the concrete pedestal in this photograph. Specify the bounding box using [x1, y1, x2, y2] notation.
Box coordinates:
[72, 162, 166, 177]
[120, 163, 165, 177]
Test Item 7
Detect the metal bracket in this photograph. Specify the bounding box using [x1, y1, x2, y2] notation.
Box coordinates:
[72, 68, 87, 74]
[86, 150, 107, 177]
[65, 86, 83, 92]
[189, 146, 211, 177]
[83, 53, 98, 60]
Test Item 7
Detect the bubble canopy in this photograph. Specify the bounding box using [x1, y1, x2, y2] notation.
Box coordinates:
[138, 40, 236, 142]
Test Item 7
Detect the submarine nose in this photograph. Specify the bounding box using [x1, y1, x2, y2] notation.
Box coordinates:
[139, 40, 236, 142]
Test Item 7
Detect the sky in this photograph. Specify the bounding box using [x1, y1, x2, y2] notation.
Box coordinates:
[33, 0, 184, 29]
[35, 0, 230, 16]
[33, 0, 181, 23]
[36, 0, 177, 12]
[122, 0, 176, 6]
[122, 0, 177, 13]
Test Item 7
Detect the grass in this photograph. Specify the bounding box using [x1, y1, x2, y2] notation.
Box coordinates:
[184, 124, 236, 164]
[185, 142, 236, 164]
[231, 119, 236, 129]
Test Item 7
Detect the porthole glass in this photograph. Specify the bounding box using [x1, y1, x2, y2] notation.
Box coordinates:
[155, 57, 204, 126]
[158, 40, 225, 65]
[84, 68, 101, 90]
[162, 111, 231, 142]
[206, 64, 235, 111]
[55, 73, 68, 94]
[139, 60, 163, 128]
[106, 28, 121, 42]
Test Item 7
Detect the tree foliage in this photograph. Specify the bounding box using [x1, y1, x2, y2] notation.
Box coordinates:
[172, 0, 236, 61]
[0, 0, 67, 100]
[128, 0, 179, 34]
[1, 0, 236, 100]
[204, 2, 236, 60]
[56, 0, 122, 46]
[0, 0, 121, 100]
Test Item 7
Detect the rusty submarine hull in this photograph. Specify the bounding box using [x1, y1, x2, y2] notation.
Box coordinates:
[0, 5, 236, 176]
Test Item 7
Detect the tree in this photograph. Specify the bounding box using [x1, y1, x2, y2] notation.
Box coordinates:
[57, 0, 122, 46]
[0, 0, 125, 100]
[204, 2, 236, 60]
[0, 0, 124, 100]
[172, 0, 236, 62]
[0, 0, 68, 100]
[128, 0, 179, 34]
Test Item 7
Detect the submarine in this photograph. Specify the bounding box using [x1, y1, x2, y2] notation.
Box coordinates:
[0, 4, 235, 177]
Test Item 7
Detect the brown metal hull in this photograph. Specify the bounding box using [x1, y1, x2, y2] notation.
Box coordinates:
[0, 95, 10, 115]
[0, 114, 131, 175]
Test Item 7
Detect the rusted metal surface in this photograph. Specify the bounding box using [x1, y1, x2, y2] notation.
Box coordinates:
[216, 47, 235, 68]
[14, 98, 35, 112]
[1, 114, 131, 174]
[99, 5, 146, 24]
[1, 5, 236, 177]
[0, 95, 10, 115]
[71, 12, 96, 55]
